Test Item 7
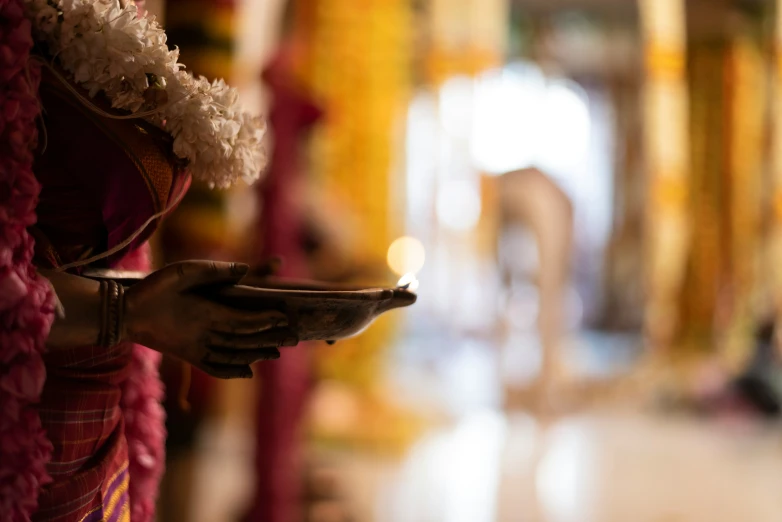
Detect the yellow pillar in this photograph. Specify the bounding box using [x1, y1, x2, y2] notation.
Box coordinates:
[638, 0, 691, 352]
[770, 3, 782, 346]
[721, 35, 766, 372]
[425, 0, 507, 85]
[681, 38, 726, 351]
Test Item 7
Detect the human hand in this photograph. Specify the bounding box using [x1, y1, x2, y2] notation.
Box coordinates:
[124, 260, 297, 378]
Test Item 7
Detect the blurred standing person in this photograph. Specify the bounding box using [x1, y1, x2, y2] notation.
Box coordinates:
[498, 168, 574, 413]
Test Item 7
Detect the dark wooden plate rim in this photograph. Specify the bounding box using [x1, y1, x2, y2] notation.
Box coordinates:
[82, 270, 416, 302]
[223, 285, 398, 302]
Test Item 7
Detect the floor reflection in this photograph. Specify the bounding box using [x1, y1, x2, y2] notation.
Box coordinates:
[190, 331, 782, 522]
[373, 411, 782, 522]
[391, 411, 507, 522]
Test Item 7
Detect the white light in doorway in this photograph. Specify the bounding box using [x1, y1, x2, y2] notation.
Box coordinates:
[436, 180, 482, 232]
[471, 66, 543, 175]
[538, 81, 591, 173]
[439, 75, 475, 138]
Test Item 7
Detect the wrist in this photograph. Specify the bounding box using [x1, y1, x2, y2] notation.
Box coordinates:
[121, 287, 145, 347]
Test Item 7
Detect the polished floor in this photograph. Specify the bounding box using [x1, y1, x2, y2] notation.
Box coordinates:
[378, 411, 782, 522]
[184, 328, 782, 522]
[187, 407, 782, 522]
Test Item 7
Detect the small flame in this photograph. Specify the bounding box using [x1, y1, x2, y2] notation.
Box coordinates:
[397, 273, 419, 292]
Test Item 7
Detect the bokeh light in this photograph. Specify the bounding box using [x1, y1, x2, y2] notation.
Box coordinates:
[387, 236, 426, 276]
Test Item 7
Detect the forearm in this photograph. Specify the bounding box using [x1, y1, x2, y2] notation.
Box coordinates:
[39, 269, 104, 350]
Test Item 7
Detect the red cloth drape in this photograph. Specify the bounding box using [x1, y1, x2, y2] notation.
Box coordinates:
[244, 43, 322, 522]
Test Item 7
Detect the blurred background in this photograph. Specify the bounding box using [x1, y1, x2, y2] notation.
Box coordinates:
[143, 0, 782, 520]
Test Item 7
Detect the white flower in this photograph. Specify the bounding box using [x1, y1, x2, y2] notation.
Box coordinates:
[33, 6, 58, 33]
[24, 0, 267, 187]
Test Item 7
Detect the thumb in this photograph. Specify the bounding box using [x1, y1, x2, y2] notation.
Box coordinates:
[166, 261, 250, 291]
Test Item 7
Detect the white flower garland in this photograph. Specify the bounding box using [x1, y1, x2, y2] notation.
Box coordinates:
[26, 0, 266, 188]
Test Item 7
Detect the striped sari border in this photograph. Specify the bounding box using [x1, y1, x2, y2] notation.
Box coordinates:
[106, 491, 130, 522]
[77, 464, 129, 522]
[79, 507, 104, 522]
[103, 465, 129, 506]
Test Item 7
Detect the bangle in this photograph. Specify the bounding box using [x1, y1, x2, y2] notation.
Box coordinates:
[98, 279, 125, 348]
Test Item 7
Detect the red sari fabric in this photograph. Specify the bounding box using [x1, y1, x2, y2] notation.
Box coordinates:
[28, 74, 188, 521]
[35, 343, 134, 522]
[244, 45, 322, 522]
[33, 74, 189, 271]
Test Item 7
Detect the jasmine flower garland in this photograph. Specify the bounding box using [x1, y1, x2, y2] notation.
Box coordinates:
[25, 0, 267, 188]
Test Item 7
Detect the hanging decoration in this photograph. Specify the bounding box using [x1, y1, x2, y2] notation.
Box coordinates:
[165, 0, 236, 82]
[297, 0, 419, 452]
